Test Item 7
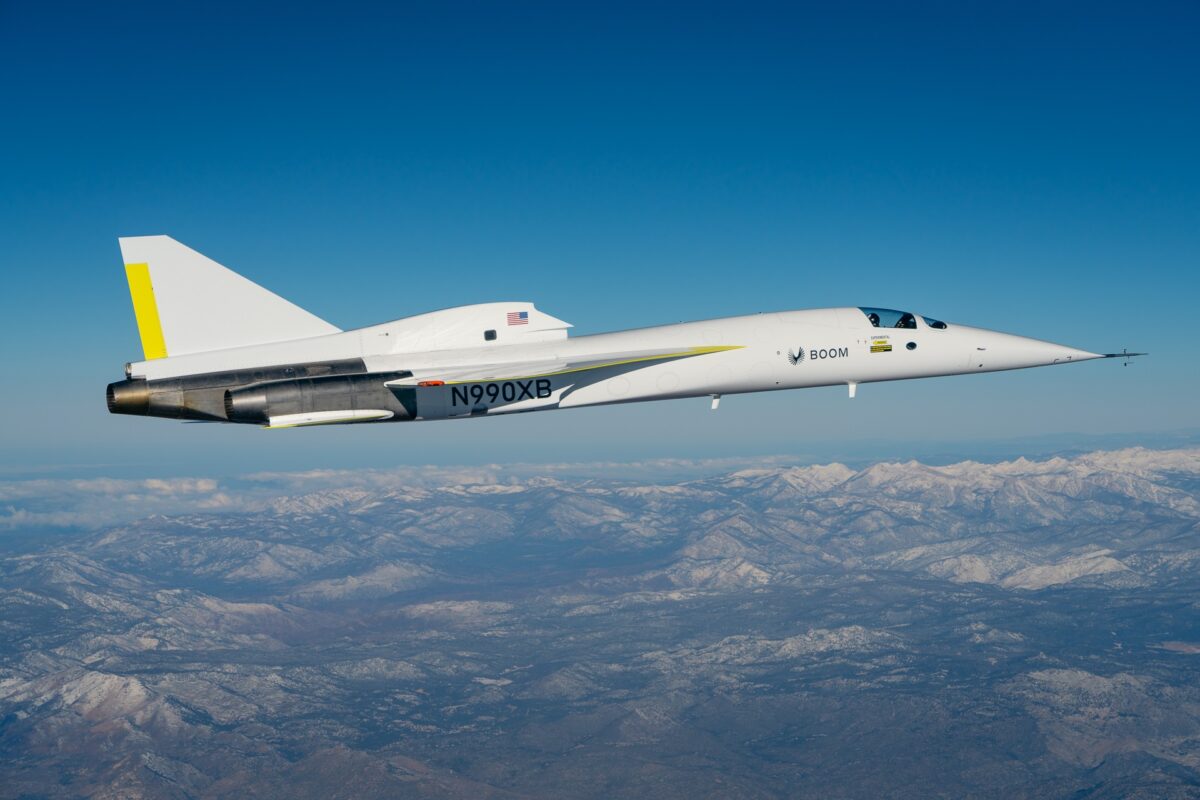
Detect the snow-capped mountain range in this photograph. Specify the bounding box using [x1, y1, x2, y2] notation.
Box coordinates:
[2, 447, 1198, 798]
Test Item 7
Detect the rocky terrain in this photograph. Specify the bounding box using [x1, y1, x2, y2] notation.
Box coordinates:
[2, 447, 1199, 798]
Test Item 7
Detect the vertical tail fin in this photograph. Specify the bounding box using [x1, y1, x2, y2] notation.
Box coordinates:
[118, 236, 340, 359]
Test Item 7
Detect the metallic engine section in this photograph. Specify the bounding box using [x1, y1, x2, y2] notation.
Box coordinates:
[106, 379, 150, 415]
[105, 359, 379, 422]
[224, 371, 415, 424]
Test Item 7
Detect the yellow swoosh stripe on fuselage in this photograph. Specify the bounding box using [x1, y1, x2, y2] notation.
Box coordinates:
[443, 345, 745, 384]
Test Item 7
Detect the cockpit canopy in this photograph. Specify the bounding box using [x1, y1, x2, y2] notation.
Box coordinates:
[859, 307, 947, 330]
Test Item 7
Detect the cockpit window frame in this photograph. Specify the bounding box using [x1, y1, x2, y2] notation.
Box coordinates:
[859, 307, 917, 330]
[921, 315, 948, 330]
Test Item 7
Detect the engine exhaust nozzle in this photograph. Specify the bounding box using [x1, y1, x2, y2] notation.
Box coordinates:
[106, 379, 150, 415]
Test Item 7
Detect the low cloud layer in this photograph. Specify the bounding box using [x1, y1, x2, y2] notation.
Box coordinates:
[0, 476, 239, 530]
[0, 456, 802, 531]
[3, 448, 1195, 532]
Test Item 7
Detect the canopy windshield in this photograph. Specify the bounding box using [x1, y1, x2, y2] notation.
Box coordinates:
[858, 307, 948, 330]
[859, 307, 916, 329]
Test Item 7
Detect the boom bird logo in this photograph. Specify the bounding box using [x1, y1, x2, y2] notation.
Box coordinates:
[787, 346, 805, 365]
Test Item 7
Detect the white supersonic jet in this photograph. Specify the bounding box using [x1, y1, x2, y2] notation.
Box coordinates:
[106, 236, 1142, 428]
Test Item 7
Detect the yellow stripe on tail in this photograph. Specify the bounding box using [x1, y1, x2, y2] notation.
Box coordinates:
[124, 263, 168, 359]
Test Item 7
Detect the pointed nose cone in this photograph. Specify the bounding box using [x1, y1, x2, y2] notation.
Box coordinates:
[960, 326, 1103, 371]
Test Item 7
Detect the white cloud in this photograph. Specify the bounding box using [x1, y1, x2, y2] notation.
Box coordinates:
[0, 476, 268, 530]
[2, 448, 1193, 532]
[0, 457, 801, 531]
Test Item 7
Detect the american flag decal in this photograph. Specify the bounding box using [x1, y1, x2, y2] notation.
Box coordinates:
[507, 310, 529, 326]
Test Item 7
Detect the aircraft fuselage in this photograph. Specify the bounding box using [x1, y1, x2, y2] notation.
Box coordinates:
[106, 237, 1139, 429]
[108, 301, 1119, 428]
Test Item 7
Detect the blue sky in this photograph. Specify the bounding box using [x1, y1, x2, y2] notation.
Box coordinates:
[0, 1, 1196, 477]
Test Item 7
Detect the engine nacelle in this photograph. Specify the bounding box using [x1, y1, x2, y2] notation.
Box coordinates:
[106, 378, 150, 415]
[105, 359, 406, 423]
[224, 372, 414, 424]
